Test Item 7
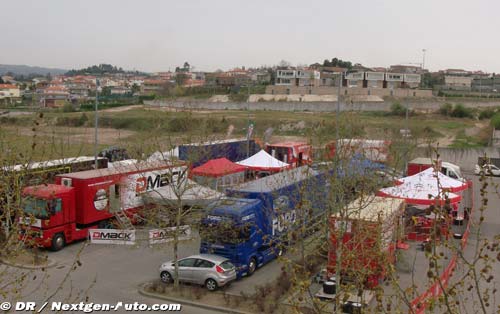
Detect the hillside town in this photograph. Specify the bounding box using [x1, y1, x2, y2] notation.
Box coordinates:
[1, 60, 500, 108]
[1, 1, 500, 314]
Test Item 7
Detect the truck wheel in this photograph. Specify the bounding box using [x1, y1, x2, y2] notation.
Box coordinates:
[205, 278, 218, 291]
[247, 257, 257, 276]
[51, 233, 65, 251]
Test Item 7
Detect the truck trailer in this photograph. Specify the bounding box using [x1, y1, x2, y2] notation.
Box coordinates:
[178, 138, 259, 167]
[328, 196, 404, 288]
[407, 157, 463, 180]
[265, 142, 312, 167]
[199, 166, 327, 277]
[20, 161, 185, 251]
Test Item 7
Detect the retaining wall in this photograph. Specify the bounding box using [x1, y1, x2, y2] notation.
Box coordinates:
[146, 99, 500, 113]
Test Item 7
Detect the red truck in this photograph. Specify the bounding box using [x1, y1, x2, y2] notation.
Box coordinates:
[323, 139, 391, 163]
[265, 142, 312, 167]
[20, 161, 185, 251]
[328, 196, 404, 288]
[407, 158, 463, 180]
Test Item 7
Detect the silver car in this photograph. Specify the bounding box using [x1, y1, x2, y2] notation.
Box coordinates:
[159, 254, 237, 291]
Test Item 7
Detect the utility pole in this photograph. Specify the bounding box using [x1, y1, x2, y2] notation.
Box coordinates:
[94, 78, 100, 169]
[422, 49, 426, 71]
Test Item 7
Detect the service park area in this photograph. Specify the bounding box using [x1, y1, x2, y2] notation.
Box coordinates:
[0, 171, 498, 314]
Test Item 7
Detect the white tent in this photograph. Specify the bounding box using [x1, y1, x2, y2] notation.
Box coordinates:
[236, 149, 290, 171]
[143, 179, 224, 207]
[397, 167, 468, 192]
[377, 182, 461, 205]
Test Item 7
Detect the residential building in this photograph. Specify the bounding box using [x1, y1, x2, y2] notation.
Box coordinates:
[109, 86, 131, 95]
[389, 65, 422, 74]
[38, 85, 70, 107]
[250, 71, 271, 84]
[472, 75, 500, 92]
[275, 68, 320, 87]
[444, 76, 472, 91]
[365, 72, 385, 88]
[345, 72, 364, 88]
[0, 84, 21, 99]
[140, 79, 168, 95]
[385, 73, 404, 89]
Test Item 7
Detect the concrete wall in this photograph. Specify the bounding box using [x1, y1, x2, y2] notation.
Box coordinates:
[415, 147, 500, 172]
[264, 85, 433, 97]
[146, 98, 500, 114]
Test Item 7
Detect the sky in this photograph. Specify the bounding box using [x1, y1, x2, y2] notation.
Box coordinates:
[1, 0, 499, 73]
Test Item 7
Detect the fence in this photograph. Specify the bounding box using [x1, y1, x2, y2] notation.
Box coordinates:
[409, 184, 474, 313]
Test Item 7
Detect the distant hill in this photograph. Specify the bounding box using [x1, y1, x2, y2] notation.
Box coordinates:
[66, 64, 145, 76]
[0, 64, 67, 76]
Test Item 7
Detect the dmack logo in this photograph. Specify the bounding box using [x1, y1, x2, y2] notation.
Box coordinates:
[92, 231, 132, 240]
[152, 228, 189, 239]
[136, 171, 179, 194]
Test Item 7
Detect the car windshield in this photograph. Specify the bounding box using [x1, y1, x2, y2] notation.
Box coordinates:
[200, 220, 251, 244]
[23, 197, 49, 219]
[220, 260, 235, 270]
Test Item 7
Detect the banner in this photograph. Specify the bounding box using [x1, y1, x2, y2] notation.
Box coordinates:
[88, 229, 136, 245]
[149, 225, 192, 245]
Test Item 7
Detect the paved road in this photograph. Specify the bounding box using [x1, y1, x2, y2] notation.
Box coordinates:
[1, 236, 220, 314]
[451, 174, 500, 313]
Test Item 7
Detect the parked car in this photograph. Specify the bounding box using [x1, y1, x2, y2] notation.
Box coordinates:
[159, 254, 236, 291]
[475, 164, 500, 176]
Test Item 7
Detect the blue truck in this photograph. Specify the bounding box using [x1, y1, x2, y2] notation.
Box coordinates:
[179, 139, 259, 167]
[199, 166, 328, 277]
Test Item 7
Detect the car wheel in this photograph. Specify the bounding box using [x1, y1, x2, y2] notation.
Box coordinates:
[160, 271, 172, 284]
[51, 233, 65, 251]
[205, 278, 218, 291]
[247, 257, 257, 276]
[479, 171, 484, 176]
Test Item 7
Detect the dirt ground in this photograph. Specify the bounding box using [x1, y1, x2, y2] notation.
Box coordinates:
[2, 125, 135, 145]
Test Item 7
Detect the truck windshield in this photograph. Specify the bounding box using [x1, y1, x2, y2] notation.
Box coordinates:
[200, 221, 251, 244]
[23, 197, 61, 219]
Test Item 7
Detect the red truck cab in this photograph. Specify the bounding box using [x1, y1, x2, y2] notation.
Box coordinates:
[21, 161, 185, 251]
[265, 142, 312, 167]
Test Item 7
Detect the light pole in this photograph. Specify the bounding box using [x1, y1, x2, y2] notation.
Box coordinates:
[94, 78, 100, 169]
[422, 49, 426, 71]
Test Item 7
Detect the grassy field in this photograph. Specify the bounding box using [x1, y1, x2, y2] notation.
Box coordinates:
[0, 106, 491, 162]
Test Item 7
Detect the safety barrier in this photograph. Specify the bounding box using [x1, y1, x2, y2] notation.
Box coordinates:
[408, 185, 473, 313]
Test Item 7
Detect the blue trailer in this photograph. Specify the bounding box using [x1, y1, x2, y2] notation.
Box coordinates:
[199, 166, 327, 277]
[178, 139, 259, 167]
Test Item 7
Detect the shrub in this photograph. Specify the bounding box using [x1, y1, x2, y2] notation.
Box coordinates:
[450, 104, 474, 118]
[438, 103, 453, 116]
[390, 102, 407, 116]
[479, 108, 496, 120]
[491, 113, 500, 129]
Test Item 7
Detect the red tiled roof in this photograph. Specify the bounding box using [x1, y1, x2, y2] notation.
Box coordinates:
[0, 84, 17, 89]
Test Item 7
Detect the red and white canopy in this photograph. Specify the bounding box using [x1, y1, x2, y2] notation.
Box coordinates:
[377, 183, 461, 205]
[236, 150, 290, 171]
[396, 167, 468, 192]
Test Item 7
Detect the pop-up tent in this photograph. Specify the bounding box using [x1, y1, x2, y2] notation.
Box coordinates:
[396, 167, 468, 192]
[377, 182, 461, 205]
[191, 158, 246, 190]
[236, 150, 290, 171]
[144, 179, 224, 207]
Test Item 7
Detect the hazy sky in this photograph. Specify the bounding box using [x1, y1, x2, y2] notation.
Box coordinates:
[1, 0, 499, 73]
